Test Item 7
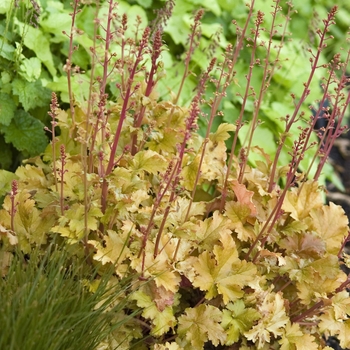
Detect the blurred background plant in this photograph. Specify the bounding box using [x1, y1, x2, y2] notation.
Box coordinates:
[1, 0, 349, 183]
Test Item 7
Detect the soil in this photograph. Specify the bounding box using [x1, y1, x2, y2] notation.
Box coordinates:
[325, 135, 350, 217]
[323, 130, 350, 350]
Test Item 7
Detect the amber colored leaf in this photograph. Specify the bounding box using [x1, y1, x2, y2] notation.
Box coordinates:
[338, 319, 350, 349]
[230, 179, 257, 216]
[331, 291, 350, 320]
[259, 250, 286, 268]
[282, 181, 323, 220]
[279, 322, 318, 350]
[195, 210, 234, 251]
[310, 202, 349, 254]
[319, 309, 344, 343]
[88, 229, 130, 266]
[177, 304, 226, 349]
[225, 201, 256, 241]
[201, 140, 228, 182]
[279, 232, 326, 259]
[245, 292, 289, 348]
[58, 159, 86, 201]
[152, 285, 175, 312]
[130, 241, 181, 293]
[192, 231, 257, 304]
[15, 163, 50, 191]
[2, 190, 55, 252]
[153, 342, 181, 350]
[168, 197, 206, 225]
[0, 223, 18, 245]
[173, 221, 199, 239]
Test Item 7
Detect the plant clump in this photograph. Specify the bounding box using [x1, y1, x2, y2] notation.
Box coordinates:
[1, 1, 350, 349]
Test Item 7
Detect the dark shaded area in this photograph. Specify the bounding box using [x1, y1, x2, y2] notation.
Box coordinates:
[326, 132, 350, 217]
[316, 116, 350, 349]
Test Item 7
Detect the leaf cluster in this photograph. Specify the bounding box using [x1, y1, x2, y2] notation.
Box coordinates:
[1, 86, 349, 349]
[0, 1, 350, 349]
[0, 1, 52, 169]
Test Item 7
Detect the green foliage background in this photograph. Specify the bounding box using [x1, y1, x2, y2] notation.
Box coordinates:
[0, 0, 349, 176]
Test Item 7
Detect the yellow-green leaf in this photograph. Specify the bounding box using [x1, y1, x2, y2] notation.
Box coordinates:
[177, 304, 226, 349]
[245, 292, 289, 348]
[210, 123, 236, 142]
[282, 181, 323, 220]
[88, 229, 130, 266]
[222, 300, 260, 345]
[310, 202, 349, 254]
[279, 322, 318, 350]
[192, 231, 256, 303]
[132, 289, 176, 336]
[131, 150, 167, 174]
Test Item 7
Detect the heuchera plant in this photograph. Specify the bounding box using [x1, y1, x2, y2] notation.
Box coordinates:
[1, 1, 350, 349]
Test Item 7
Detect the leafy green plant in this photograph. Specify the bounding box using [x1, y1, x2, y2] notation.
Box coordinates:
[0, 0, 149, 170]
[0, 0, 51, 169]
[1, 0, 350, 349]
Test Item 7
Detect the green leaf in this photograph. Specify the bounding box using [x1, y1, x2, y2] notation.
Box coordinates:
[0, 170, 18, 197]
[0, 110, 48, 155]
[12, 78, 51, 111]
[105, 2, 148, 39]
[14, 18, 56, 76]
[134, 0, 152, 7]
[40, 12, 71, 42]
[0, 38, 15, 61]
[164, 3, 192, 45]
[0, 137, 13, 170]
[1, 72, 11, 85]
[19, 57, 41, 82]
[0, 93, 16, 126]
[0, 0, 12, 14]
[187, 0, 221, 16]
